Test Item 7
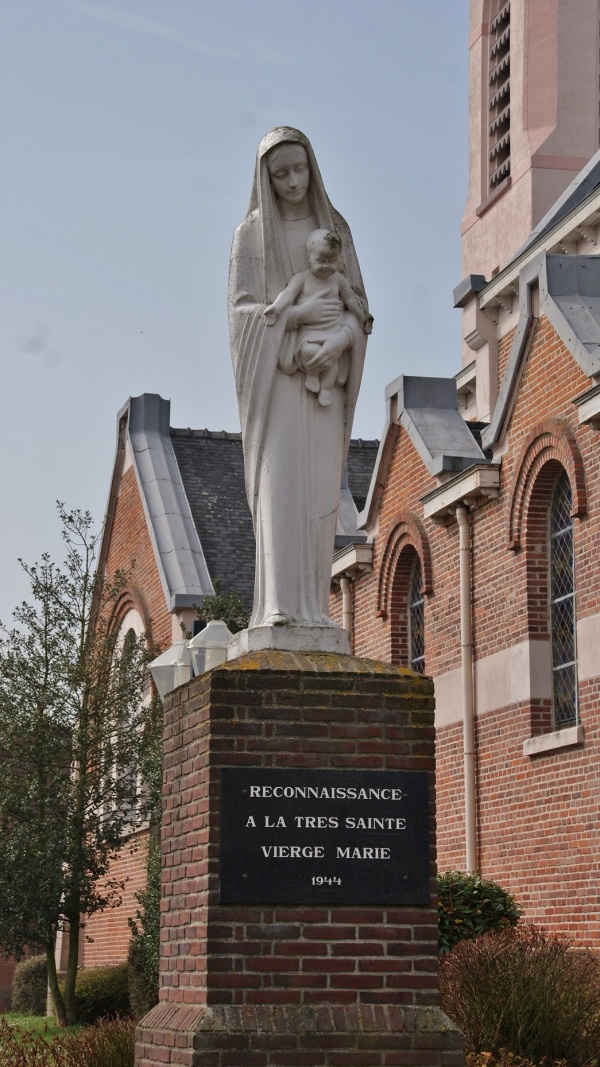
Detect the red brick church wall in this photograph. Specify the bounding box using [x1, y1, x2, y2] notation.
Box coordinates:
[344, 316, 600, 948]
[104, 465, 173, 653]
[82, 833, 149, 968]
[82, 465, 172, 968]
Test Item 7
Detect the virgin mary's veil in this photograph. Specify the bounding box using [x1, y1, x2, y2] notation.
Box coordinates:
[247, 126, 367, 306]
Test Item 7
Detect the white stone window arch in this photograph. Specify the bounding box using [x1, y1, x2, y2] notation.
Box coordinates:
[107, 608, 151, 829]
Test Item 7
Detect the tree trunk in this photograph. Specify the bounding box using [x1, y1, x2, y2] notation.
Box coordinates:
[46, 939, 66, 1027]
[63, 908, 81, 1025]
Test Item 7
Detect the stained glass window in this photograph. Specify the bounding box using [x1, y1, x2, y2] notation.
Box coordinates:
[409, 559, 425, 674]
[550, 471, 577, 728]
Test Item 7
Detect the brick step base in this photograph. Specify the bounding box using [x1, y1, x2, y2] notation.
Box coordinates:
[136, 1002, 464, 1066]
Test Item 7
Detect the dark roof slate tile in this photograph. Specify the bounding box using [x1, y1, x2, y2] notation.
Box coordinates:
[170, 429, 255, 608]
[170, 429, 379, 607]
[347, 439, 379, 513]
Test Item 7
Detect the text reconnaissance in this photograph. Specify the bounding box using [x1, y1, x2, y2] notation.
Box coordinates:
[219, 768, 430, 906]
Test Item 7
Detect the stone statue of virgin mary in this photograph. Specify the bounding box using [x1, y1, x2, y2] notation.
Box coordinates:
[228, 127, 370, 654]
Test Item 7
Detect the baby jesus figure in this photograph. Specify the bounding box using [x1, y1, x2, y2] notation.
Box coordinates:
[263, 229, 373, 407]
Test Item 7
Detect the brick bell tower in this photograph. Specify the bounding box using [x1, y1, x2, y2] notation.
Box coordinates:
[462, 0, 600, 282]
[456, 0, 600, 425]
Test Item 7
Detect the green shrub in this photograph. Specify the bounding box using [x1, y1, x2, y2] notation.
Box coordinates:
[194, 577, 250, 634]
[59, 963, 130, 1025]
[127, 939, 158, 1022]
[0, 1015, 135, 1066]
[11, 954, 48, 1015]
[127, 838, 160, 1020]
[440, 924, 600, 1065]
[438, 871, 521, 954]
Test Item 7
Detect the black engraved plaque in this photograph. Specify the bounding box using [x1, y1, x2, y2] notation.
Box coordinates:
[219, 767, 430, 905]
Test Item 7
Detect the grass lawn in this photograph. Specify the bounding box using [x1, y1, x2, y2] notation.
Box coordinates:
[2, 1013, 83, 1041]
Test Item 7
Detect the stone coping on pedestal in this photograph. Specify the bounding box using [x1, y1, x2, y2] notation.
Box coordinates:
[140, 1003, 462, 1036]
[227, 621, 351, 660]
[220, 646, 431, 682]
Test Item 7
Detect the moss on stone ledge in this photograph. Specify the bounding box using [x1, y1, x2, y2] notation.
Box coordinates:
[219, 648, 428, 680]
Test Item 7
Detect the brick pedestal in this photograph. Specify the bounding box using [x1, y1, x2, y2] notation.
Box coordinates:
[135, 651, 464, 1066]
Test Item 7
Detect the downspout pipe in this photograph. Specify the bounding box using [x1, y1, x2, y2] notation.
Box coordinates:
[340, 576, 352, 638]
[456, 504, 477, 873]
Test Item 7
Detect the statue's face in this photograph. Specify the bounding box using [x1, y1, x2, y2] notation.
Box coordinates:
[266, 144, 310, 206]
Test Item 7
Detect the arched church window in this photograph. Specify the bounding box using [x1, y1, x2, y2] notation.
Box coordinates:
[550, 471, 577, 728]
[120, 626, 137, 669]
[409, 558, 425, 674]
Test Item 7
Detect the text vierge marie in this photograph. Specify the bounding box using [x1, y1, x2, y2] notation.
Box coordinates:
[261, 845, 392, 859]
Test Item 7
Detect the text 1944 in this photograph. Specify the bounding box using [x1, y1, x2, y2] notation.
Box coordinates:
[312, 876, 342, 886]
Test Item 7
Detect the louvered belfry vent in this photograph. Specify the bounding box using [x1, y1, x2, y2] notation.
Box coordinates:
[488, 0, 510, 192]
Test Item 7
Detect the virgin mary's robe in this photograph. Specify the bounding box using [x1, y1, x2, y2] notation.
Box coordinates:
[228, 127, 369, 628]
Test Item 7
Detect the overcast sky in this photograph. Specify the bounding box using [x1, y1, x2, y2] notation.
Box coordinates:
[0, 0, 468, 622]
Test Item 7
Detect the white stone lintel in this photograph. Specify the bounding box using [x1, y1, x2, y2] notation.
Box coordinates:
[455, 360, 477, 393]
[523, 724, 584, 757]
[331, 542, 373, 582]
[421, 463, 500, 522]
[572, 383, 600, 428]
[227, 622, 351, 660]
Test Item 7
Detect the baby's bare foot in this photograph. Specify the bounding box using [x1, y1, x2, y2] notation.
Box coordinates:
[305, 374, 320, 393]
[318, 389, 333, 407]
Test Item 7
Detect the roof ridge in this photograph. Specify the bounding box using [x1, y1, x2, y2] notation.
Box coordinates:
[508, 147, 600, 265]
[170, 427, 379, 446]
[170, 427, 243, 440]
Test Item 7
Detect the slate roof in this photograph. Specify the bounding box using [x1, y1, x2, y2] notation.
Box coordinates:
[346, 439, 380, 513]
[170, 429, 379, 608]
[466, 421, 492, 457]
[170, 430, 254, 607]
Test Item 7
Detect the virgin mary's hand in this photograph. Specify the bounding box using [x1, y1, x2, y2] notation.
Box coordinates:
[292, 294, 341, 328]
[302, 332, 348, 373]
